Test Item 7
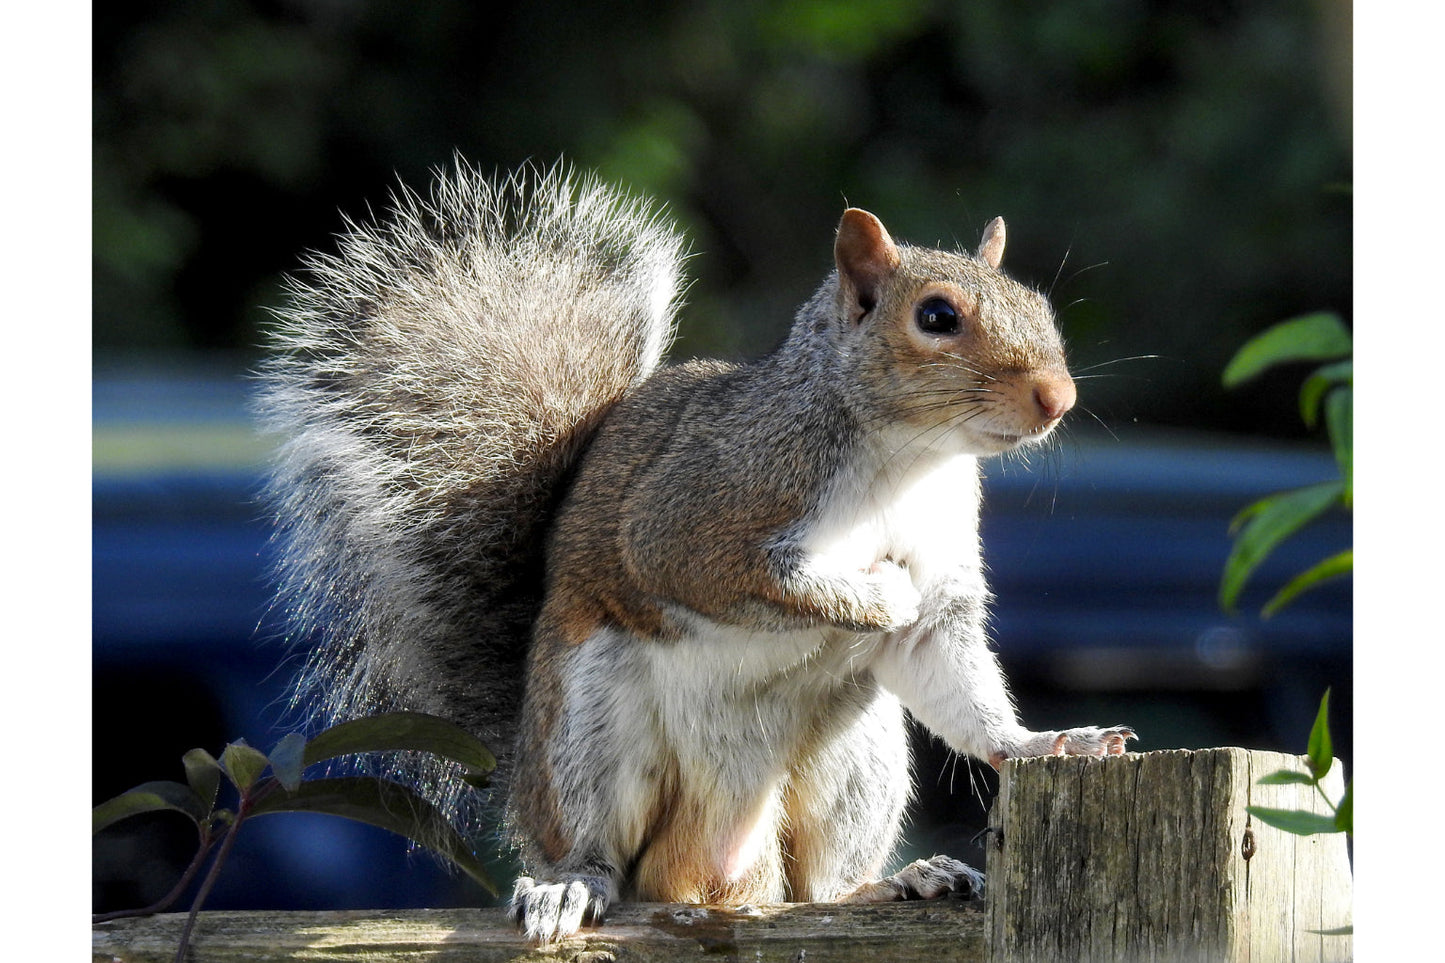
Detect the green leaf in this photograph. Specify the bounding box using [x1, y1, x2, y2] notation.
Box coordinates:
[1312, 926, 1354, 936]
[1261, 549, 1353, 618]
[1255, 769, 1317, 786]
[1325, 386, 1352, 506]
[1247, 805, 1341, 836]
[94, 780, 209, 835]
[1299, 360, 1352, 428]
[182, 749, 222, 812]
[1306, 689, 1334, 781]
[1220, 481, 1345, 612]
[461, 771, 493, 790]
[268, 733, 308, 792]
[303, 712, 496, 778]
[220, 740, 271, 793]
[248, 776, 497, 895]
[1334, 780, 1352, 835]
[1222, 312, 1352, 388]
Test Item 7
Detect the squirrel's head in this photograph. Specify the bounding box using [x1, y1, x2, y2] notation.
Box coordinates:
[830, 208, 1075, 458]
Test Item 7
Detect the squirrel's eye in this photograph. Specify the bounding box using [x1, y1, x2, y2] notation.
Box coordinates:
[915, 298, 959, 335]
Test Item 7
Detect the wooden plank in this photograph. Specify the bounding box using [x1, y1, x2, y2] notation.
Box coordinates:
[984, 747, 1352, 963]
[92, 898, 986, 963]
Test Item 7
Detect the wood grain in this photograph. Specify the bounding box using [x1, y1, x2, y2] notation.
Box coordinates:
[984, 748, 1352, 962]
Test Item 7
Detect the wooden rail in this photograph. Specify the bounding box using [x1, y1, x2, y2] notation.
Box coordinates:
[91, 900, 986, 962]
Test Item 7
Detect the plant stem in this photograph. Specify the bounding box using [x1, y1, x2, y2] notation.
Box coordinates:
[172, 804, 248, 963]
[92, 825, 217, 924]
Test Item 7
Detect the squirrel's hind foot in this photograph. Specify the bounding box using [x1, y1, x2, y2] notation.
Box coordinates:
[839, 854, 984, 904]
[508, 874, 611, 943]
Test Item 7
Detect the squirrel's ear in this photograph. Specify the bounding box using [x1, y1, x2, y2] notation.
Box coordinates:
[835, 209, 901, 320]
[977, 216, 1006, 270]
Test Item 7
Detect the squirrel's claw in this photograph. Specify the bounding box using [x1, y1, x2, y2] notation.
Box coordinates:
[991, 726, 1138, 768]
[841, 854, 984, 903]
[509, 875, 610, 944]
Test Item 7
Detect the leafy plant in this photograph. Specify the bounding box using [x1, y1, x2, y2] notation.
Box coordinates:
[1246, 689, 1352, 937]
[93, 712, 497, 962]
[1246, 688, 1351, 838]
[1220, 311, 1352, 616]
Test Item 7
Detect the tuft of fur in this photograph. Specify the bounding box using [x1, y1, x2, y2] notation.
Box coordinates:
[254, 158, 688, 834]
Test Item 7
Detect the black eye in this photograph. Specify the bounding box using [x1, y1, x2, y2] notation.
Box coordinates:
[915, 297, 959, 335]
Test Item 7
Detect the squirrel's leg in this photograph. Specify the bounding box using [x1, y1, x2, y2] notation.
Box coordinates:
[507, 625, 663, 942]
[781, 683, 911, 900]
[782, 682, 984, 904]
[868, 588, 1136, 767]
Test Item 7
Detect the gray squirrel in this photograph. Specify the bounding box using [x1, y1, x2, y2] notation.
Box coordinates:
[256, 159, 1135, 942]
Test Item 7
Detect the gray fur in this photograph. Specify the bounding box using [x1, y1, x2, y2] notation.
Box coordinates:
[255, 158, 687, 832]
[257, 168, 1135, 942]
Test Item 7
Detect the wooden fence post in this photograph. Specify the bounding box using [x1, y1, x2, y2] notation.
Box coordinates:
[984, 747, 1352, 963]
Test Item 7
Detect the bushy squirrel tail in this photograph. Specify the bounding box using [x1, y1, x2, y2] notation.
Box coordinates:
[255, 158, 688, 833]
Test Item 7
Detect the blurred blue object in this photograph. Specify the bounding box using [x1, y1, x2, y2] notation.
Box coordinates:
[92, 364, 1351, 912]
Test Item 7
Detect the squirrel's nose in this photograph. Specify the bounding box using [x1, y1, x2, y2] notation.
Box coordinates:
[1033, 376, 1076, 422]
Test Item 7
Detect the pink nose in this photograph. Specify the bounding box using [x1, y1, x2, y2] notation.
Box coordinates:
[1033, 376, 1077, 422]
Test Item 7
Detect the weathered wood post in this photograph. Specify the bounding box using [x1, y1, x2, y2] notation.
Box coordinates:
[984, 747, 1352, 963]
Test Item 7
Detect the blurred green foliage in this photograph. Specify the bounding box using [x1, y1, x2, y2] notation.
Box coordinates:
[94, 0, 1350, 438]
[1220, 311, 1352, 616]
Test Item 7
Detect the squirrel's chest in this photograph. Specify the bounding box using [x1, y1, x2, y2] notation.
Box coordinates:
[799, 452, 983, 583]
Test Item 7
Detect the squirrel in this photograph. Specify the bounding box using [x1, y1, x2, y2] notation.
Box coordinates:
[256, 158, 1135, 942]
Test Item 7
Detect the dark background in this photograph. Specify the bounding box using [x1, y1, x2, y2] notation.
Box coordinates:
[93, 0, 1352, 915]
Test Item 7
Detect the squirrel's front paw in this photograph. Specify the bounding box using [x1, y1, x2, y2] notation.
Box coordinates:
[989, 726, 1137, 768]
[508, 874, 611, 943]
[862, 560, 922, 630]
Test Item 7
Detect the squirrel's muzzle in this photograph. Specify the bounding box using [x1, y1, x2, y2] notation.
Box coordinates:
[1032, 373, 1077, 425]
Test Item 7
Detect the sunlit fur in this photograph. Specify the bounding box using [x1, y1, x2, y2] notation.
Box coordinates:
[255, 158, 687, 835]
[257, 168, 1133, 944]
[506, 207, 1131, 939]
